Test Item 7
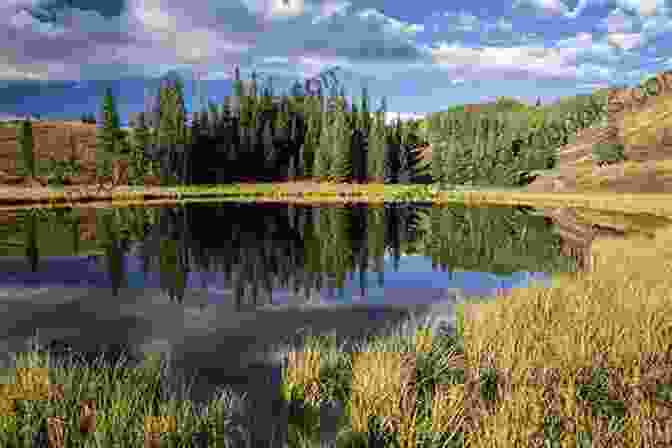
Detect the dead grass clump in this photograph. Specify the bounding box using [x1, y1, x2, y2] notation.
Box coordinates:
[350, 351, 417, 447]
[283, 349, 322, 407]
[453, 223, 672, 445]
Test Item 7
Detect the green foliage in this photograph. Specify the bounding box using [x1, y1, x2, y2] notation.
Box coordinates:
[16, 119, 36, 178]
[95, 154, 114, 179]
[97, 87, 123, 154]
[44, 155, 82, 186]
[592, 142, 626, 166]
[367, 103, 387, 183]
[313, 109, 332, 180]
[128, 111, 153, 184]
[330, 98, 353, 181]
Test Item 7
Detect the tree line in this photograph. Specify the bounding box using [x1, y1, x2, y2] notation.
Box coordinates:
[88, 67, 431, 186]
[426, 92, 608, 187]
[15, 66, 608, 187]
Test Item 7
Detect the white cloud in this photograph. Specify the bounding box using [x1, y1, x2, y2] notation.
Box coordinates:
[512, 0, 569, 16]
[495, 18, 513, 32]
[441, 11, 482, 32]
[262, 56, 290, 64]
[240, 0, 306, 19]
[9, 9, 67, 35]
[357, 9, 424, 35]
[428, 41, 580, 81]
[384, 111, 426, 125]
[311, 0, 349, 24]
[611, 0, 665, 17]
[597, 9, 636, 33]
[575, 82, 610, 89]
[607, 32, 643, 50]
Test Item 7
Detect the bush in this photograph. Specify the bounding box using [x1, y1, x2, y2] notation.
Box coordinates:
[43, 155, 82, 186]
[592, 142, 626, 167]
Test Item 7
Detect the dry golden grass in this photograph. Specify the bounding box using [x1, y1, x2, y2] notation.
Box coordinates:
[451, 222, 672, 446]
[349, 351, 417, 447]
[619, 91, 672, 149]
[280, 219, 672, 446]
[434, 188, 672, 219]
[284, 349, 322, 407]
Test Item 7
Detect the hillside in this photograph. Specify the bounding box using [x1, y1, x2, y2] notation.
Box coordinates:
[526, 71, 672, 193]
[0, 120, 145, 186]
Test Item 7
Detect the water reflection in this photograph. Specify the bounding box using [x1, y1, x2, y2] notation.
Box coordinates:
[0, 202, 600, 417]
[0, 203, 584, 308]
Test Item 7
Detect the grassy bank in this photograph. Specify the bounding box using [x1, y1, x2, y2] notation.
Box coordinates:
[2, 182, 672, 221]
[1, 219, 670, 446]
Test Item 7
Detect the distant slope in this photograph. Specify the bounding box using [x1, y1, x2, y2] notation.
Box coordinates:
[527, 70, 672, 193]
[0, 120, 99, 176]
[0, 120, 141, 185]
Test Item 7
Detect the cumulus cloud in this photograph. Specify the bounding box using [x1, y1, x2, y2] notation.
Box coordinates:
[1, 0, 671, 118]
[611, 0, 665, 17]
[442, 11, 480, 32]
[512, 0, 571, 16]
[597, 8, 636, 33]
[384, 111, 426, 125]
[427, 41, 581, 83]
[607, 32, 644, 50]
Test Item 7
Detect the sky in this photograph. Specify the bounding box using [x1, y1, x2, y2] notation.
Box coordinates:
[1, 0, 672, 125]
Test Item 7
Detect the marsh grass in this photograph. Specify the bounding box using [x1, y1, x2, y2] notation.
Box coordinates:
[279, 222, 672, 447]
[3, 182, 672, 224]
[0, 340, 260, 447]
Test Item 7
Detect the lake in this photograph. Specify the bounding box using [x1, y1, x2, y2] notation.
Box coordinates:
[0, 202, 584, 417]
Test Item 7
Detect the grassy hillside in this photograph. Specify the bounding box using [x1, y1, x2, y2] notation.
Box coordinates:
[527, 71, 672, 193]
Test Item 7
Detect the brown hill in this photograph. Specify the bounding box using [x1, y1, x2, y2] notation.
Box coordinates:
[527, 70, 672, 193]
[0, 120, 158, 187]
[0, 121, 97, 176]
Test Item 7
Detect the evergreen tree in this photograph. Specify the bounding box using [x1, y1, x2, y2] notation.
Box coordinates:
[301, 113, 318, 178]
[330, 96, 352, 182]
[131, 111, 152, 179]
[360, 86, 371, 138]
[97, 87, 123, 154]
[313, 107, 332, 181]
[17, 118, 36, 178]
[367, 107, 386, 182]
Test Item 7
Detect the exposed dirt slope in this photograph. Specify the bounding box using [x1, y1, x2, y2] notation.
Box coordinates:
[0, 121, 152, 186]
[0, 121, 98, 175]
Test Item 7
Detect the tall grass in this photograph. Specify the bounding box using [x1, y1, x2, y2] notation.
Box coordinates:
[280, 221, 672, 447]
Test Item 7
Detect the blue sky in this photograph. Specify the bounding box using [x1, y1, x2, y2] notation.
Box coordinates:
[1, 0, 671, 124]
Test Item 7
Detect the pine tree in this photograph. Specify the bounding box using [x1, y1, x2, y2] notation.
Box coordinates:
[17, 118, 36, 178]
[360, 86, 371, 138]
[301, 113, 318, 178]
[330, 96, 352, 182]
[152, 73, 189, 184]
[367, 107, 386, 183]
[129, 111, 151, 183]
[98, 87, 122, 154]
[313, 107, 332, 181]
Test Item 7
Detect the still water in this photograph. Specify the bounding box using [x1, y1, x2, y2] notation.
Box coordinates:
[0, 203, 580, 410]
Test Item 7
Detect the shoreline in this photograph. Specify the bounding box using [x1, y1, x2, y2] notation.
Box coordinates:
[0, 183, 671, 220]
